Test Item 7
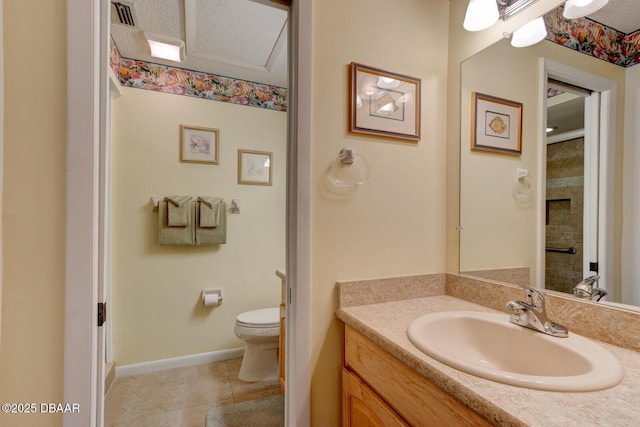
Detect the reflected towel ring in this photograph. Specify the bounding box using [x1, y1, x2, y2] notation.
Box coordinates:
[513, 168, 533, 203]
[328, 148, 370, 187]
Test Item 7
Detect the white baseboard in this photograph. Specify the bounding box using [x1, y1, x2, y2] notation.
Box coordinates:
[115, 347, 245, 377]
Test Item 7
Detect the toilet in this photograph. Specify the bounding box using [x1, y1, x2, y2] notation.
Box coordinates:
[234, 307, 280, 382]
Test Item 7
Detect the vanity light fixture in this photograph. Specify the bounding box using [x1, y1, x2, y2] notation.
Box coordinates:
[463, 0, 540, 32]
[463, 0, 499, 31]
[510, 16, 548, 47]
[563, 0, 609, 19]
[143, 32, 185, 62]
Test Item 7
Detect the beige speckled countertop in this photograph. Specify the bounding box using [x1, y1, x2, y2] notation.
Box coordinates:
[337, 294, 640, 427]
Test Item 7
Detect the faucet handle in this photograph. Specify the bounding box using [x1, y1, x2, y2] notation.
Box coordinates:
[523, 286, 545, 311]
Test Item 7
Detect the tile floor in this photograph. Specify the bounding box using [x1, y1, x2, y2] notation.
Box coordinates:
[104, 357, 282, 427]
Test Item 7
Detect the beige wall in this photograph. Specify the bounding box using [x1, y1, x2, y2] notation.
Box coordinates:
[445, 0, 566, 272]
[458, 38, 626, 288]
[622, 64, 640, 305]
[310, 0, 450, 424]
[460, 39, 540, 281]
[111, 87, 286, 365]
[0, 0, 66, 425]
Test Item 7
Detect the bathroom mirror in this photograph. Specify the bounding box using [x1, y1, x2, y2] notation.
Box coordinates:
[458, 5, 640, 308]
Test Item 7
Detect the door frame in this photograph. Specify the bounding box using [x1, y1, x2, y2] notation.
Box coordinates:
[64, 1, 312, 426]
[537, 58, 616, 295]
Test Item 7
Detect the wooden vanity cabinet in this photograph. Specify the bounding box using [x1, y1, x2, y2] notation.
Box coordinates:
[342, 325, 491, 427]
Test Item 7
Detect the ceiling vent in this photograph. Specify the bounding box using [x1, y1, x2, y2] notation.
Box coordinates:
[111, 1, 137, 27]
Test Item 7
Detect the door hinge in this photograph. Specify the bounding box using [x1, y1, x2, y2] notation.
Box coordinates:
[98, 302, 107, 327]
[590, 262, 599, 273]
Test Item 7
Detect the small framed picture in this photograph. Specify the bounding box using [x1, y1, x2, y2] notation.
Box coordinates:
[238, 149, 272, 186]
[179, 125, 220, 164]
[349, 62, 421, 142]
[471, 92, 522, 155]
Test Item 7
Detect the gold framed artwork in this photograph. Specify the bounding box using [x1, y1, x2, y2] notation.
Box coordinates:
[238, 149, 272, 186]
[179, 125, 220, 164]
[471, 92, 522, 155]
[348, 62, 421, 142]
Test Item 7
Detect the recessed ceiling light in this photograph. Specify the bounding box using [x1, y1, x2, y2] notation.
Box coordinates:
[143, 32, 185, 62]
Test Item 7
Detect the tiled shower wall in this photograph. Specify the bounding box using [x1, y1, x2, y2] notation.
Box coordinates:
[545, 137, 584, 294]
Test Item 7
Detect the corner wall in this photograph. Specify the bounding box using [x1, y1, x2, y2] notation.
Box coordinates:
[111, 87, 286, 365]
[310, 0, 450, 424]
[0, 1, 66, 425]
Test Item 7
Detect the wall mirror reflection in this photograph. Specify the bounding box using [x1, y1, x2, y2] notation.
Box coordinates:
[459, 1, 640, 310]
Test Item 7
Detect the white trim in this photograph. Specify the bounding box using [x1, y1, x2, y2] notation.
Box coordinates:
[65, 0, 101, 426]
[0, 0, 4, 347]
[621, 65, 640, 305]
[598, 88, 616, 297]
[539, 58, 616, 295]
[583, 92, 599, 279]
[536, 59, 548, 288]
[546, 128, 584, 145]
[115, 348, 245, 377]
[286, 1, 312, 426]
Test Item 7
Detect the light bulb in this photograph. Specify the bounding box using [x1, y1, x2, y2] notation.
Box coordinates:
[563, 0, 610, 19]
[511, 17, 547, 48]
[463, 0, 500, 32]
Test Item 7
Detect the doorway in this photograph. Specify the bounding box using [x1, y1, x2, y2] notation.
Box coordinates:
[65, 1, 312, 426]
[544, 79, 592, 294]
[538, 59, 616, 299]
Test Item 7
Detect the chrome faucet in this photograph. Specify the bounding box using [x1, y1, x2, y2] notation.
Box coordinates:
[573, 275, 607, 301]
[506, 287, 568, 338]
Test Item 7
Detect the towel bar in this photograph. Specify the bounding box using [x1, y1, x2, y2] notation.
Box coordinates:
[545, 246, 577, 254]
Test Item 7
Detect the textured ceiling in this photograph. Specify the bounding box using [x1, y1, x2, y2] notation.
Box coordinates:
[587, 0, 640, 33]
[547, 0, 639, 136]
[110, 0, 288, 88]
[109, 0, 637, 92]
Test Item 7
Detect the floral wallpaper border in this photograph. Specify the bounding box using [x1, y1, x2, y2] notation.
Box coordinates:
[545, 7, 640, 68]
[108, 6, 636, 110]
[109, 39, 287, 112]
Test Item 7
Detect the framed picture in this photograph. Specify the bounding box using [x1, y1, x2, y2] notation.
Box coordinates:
[238, 149, 272, 186]
[179, 125, 220, 164]
[471, 92, 522, 155]
[349, 62, 421, 142]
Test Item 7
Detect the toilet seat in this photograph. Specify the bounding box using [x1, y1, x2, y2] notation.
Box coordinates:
[236, 307, 279, 328]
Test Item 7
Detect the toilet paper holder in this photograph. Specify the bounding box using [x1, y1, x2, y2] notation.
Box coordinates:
[202, 288, 223, 306]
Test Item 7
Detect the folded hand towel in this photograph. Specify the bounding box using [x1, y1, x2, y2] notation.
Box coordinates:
[165, 195, 192, 226]
[196, 201, 227, 245]
[158, 200, 195, 245]
[197, 196, 223, 228]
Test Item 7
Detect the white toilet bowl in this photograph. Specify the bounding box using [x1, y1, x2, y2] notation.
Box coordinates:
[234, 307, 280, 382]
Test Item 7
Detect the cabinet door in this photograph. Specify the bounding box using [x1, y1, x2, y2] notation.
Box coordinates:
[343, 369, 409, 427]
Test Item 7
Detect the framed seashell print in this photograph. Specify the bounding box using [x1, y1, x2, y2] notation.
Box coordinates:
[471, 92, 522, 155]
[349, 62, 421, 142]
[179, 125, 220, 164]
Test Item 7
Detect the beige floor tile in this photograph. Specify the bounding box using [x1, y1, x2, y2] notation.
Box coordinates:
[224, 357, 243, 376]
[181, 401, 234, 427]
[184, 378, 234, 408]
[104, 358, 277, 425]
[184, 360, 230, 382]
[104, 376, 142, 424]
[230, 378, 281, 401]
[133, 383, 186, 418]
[137, 366, 188, 389]
[124, 409, 184, 427]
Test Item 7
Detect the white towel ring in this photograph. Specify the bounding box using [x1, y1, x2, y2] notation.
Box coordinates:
[328, 148, 370, 187]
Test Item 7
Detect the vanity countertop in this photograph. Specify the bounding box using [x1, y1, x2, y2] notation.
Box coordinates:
[337, 295, 640, 426]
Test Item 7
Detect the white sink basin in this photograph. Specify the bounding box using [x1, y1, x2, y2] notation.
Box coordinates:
[406, 311, 624, 391]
